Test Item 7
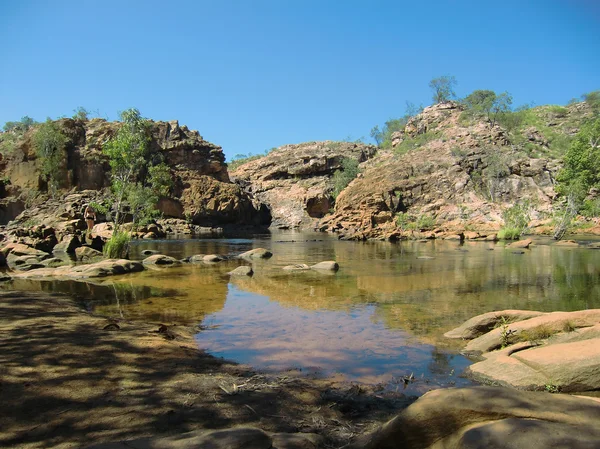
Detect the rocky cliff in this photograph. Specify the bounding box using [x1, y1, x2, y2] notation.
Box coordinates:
[0, 118, 268, 229]
[231, 141, 377, 229]
[231, 101, 595, 240]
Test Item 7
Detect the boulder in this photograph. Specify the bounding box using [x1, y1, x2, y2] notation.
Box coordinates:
[1, 243, 49, 259]
[238, 248, 273, 259]
[188, 254, 206, 264]
[348, 386, 600, 449]
[310, 261, 339, 271]
[507, 238, 533, 249]
[228, 266, 253, 276]
[468, 337, 600, 392]
[444, 310, 546, 340]
[204, 254, 225, 263]
[53, 235, 82, 254]
[75, 246, 104, 262]
[11, 259, 144, 279]
[142, 254, 179, 266]
[554, 240, 580, 247]
[464, 309, 600, 353]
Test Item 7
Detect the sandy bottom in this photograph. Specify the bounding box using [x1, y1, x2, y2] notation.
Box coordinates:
[0, 291, 412, 448]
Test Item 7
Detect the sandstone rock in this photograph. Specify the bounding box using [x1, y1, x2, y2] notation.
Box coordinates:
[231, 141, 377, 230]
[554, 239, 579, 247]
[228, 266, 253, 276]
[444, 310, 546, 340]
[11, 259, 144, 279]
[1, 242, 49, 259]
[75, 246, 104, 261]
[188, 254, 206, 264]
[464, 309, 600, 353]
[142, 254, 179, 266]
[53, 235, 82, 254]
[310, 261, 339, 271]
[238, 248, 273, 259]
[283, 264, 311, 271]
[42, 257, 71, 268]
[348, 386, 600, 449]
[468, 338, 600, 392]
[507, 238, 533, 249]
[203, 254, 225, 263]
[0, 272, 11, 282]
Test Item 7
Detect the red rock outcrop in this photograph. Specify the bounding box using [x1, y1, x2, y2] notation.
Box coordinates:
[231, 141, 377, 229]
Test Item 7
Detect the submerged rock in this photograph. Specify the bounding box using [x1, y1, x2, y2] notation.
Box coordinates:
[283, 264, 311, 271]
[310, 261, 339, 272]
[142, 254, 180, 266]
[228, 266, 253, 276]
[238, 248, 273, 259]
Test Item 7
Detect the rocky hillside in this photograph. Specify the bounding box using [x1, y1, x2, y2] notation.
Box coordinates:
[0, 118, 269, 229]
[230, 100, 597, 240]
[231, 141, 377, 229]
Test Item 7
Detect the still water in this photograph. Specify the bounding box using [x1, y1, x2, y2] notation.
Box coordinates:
[8, 232, 600, 394]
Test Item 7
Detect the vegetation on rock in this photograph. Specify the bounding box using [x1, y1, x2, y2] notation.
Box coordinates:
[32, 119, 67, 196]
[100, 108, 173, 252]
[332, 157, 360, 199]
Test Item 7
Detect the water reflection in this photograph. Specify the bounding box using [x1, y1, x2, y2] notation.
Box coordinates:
[4, 232, 600, 394]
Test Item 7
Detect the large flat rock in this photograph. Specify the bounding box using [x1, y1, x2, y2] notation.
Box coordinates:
[348, 386, 600, 449]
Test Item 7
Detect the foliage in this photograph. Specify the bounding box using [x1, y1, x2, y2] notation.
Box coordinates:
[582, 90, 600, 114]
[371, 102, 423, 148]
[394, 130, 440, 155]
[429, 75, 457, 104]
[3, 116, 36, 133]
[395, 212, 436, 231]
[518, 324, 554, 343]
[227, 147, 276, 171]
[103, 231, 130, 259]
[499, 201, 531, 239]
[102, 108, 173, 236]
[556, 117, 600, 217]
[72, 107, 90, 120]
[497, 227, 521, 240]
[332, 157, 360, 199]
[462, 90, 513, 128]
[32, 119, 67, 196]
[1, 116, 38, 155]
[497, 316, 516, 349]
[548, 105, 568, 117]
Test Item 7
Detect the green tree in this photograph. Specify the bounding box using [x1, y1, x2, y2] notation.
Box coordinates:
[582, 90, 600, 114]
[370, 125, 382, 146]
[32, 119, 67, 196]
[463, 90, 513, 128]
[332, 157, 360, 199]
[102, 108, 172, 256]
[429, 75, 457, 104]
[556, 117, 600, 214]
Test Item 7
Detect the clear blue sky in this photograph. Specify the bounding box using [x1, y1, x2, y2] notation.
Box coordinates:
[1, 0, 599, 160]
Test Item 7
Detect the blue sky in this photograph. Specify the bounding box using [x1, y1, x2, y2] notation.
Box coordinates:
[1, 0, 598, 160]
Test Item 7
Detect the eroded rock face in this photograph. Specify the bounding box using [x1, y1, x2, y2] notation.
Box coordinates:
[318, 103, 562, 240]
[0, 118, 268, 234]
[447, 309, 600, 392]
[231, 141, 377, 229]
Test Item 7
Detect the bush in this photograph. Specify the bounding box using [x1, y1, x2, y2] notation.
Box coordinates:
[497, 227, 521, 240]
[32, 120, 67, 195]
[395, 212, 436, 231]
[103, 231, 130, 258]
[332, 158, 360, 199]
[394, 130, 440, 155]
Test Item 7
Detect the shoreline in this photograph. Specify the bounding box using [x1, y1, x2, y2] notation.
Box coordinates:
[0, 290, 412, 449]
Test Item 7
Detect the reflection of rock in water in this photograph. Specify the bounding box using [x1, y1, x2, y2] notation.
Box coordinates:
[7, 268, 229, 325]
[230, 272, 361, 311]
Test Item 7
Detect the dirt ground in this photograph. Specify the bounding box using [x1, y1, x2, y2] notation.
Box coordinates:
[0, 290, 413, 449]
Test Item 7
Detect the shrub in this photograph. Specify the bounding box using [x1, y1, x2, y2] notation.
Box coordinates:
[518, 325, 554, 343]
[103, 231, 130, 258]
[32, 119, 67, 196]
[394, 130, 440, 155]
[497, 227, 521, 240]
[548, 105, 568, 117]
[332, 157, 360, 199]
